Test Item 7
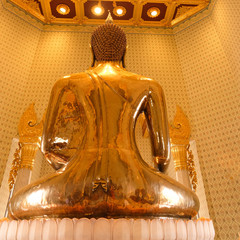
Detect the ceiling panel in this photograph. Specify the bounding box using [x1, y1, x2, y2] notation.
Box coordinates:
[50, 0, 76, 19]
[5, 0, 211, 28]
[141, 2, 167, 22]
[84, 1, 134, 20]
[173, 4, 198, 20]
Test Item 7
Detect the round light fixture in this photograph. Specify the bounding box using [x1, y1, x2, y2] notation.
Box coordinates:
[113, 6, 126, 17]
[91, 5, 105, 16]
[56, 4, 70, 15]
[117, 8, 123, 15]
[147, 7, 160, 18]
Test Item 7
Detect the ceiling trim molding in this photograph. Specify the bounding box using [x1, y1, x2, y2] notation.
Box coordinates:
[39, 0, 52, 23]
[173, 0, 216, 34]
[1, 0, 44, 30]
[1, 0, 217, 34]
[42, 24, 174, 34]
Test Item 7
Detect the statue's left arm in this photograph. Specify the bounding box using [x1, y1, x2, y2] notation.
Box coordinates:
[41, 78, 86, 170]
[144, 81, 171, 172]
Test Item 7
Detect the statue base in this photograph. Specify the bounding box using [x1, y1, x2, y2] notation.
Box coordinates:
[0, 217, 215, 240]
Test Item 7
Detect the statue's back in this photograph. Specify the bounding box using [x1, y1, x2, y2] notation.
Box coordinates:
[8, 18, 200, 220]
[44, 64, 152, 163]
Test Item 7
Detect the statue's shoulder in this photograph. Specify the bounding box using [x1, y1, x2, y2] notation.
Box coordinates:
[136, 74, 163, 90]
[121, 70, 163, 93]
[123, 71, 150, 82]
[52, 72, 91, 88]
[147, 78, 163, 89]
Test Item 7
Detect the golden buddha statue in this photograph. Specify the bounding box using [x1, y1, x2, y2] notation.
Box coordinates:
[8, 15, 199, 220]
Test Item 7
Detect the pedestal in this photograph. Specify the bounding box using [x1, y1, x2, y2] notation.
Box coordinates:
[0, 218, 215, 240]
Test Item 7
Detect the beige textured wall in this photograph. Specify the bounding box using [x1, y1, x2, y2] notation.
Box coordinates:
[0, 2, 41, 185]
[212, 0, 240, 88]
[211, 2, 240, 238]
[175, 15, 239, 240]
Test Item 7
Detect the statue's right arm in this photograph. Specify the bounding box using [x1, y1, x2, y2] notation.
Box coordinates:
[144, 81, 171, 172]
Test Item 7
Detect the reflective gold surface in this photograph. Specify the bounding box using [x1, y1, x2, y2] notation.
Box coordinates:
[8, 61, 199, 219]
[169, 106, 198, 191]
[169, 105, 190, 146]
[8, 103, 43, 191]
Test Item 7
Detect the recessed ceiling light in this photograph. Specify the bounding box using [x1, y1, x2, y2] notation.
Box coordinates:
[117, 8, 123, 15]
[56, 4, 70, 15]
[147, 7, 160, 18]
[113, 6, 126, 17]
[151, 10, 157, 16]
[91, 5, 105, 16]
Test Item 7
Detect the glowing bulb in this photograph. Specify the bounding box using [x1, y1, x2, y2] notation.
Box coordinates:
[60, 7, 66, 14]
[94, 6, 102, 15]
[113, 6, 126, 17]
[56, 4, 70, 15]
[91, 5, 104, 16]
[116, 8, 123, 15]
[147, 7, 160, 18]
[151, 10, 157, 16]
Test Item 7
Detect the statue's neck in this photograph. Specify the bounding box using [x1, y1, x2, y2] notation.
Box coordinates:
[93, 61, 123, 69]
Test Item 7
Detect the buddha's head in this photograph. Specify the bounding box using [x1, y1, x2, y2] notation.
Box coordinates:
[91, 13, 127, 66]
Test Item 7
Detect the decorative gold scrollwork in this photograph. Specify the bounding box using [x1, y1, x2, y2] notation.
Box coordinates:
[186, 144, 197, 191]
[169, 106, 198, 191]
[8, 142, 22, 191]
[169, 105, 190, 145]
[18, 103, 43, 144]
[8, 103, 44, 191]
